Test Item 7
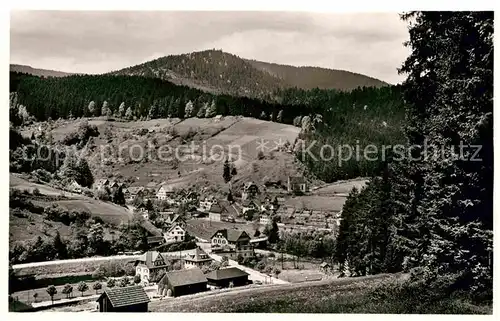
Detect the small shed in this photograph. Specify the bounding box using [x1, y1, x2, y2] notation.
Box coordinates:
[96, 286, 150, 312]
[157, 268, 207, 297]
[205, 267, 250, 288]
[320, 262, 332, 273]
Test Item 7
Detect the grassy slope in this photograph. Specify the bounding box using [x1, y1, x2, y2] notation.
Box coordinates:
[11, 175, 133, 226]
[149, 273, 491, 314]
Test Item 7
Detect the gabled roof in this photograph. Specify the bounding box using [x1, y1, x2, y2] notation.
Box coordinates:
[165, 223, 185, 235]
[147, 236, 165, 245]
[136, 251, 166, 268]
[128, 186, 145, 194]
[205, 267, 249, 280]
[211, 229, 250, 242]
[243, 181, 259, 190]
[288, 176, 307, 185]
[209, 202, 224, 214]
[320, 262, 331, 268]
[184, 247, 213, 262]
[97, 286, 150, 308]
[218, 199, 239, 217]
[161, 268, 207, 287]
[242, 199, 258, 207]
[157, 184, 174, 193]
[249, 236, 268, 243]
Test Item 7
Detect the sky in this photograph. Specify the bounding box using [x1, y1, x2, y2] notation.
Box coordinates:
[10, 11, 410, 84]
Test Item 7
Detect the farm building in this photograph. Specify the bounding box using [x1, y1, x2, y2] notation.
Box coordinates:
[134, 251, 169, 284]
[163, 223, 186, 243]
[156, 185, 174, 200]
[147, 236, 165, 247]
[211, 229, 254, 259]
[287, 176, 309, 194]
[96, 286, 150, 312]
[242, 182, 260, 200]
[183, 247, 213, 269]
[205, 267, 250, 288]
[208, 202, 225, 221]
[157, 268, 208, 297]
[199, 196, 216, 212]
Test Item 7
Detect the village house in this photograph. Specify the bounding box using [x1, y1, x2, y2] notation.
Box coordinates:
[163, 223, 186, 244]
[211, 229, 254, 259]
[67, 180, 82, 193]
[134, 251, 169, 284]
[241, 199, 259, 215]
[126, 186, 145, 202]
[183, 247, 213, 269]
[205, 267, 250, 288]
[93, 178, 109, 191]
[287, 176, 309, 194]
[320, 262, 333, 274]
[242, 182, 260, 200]
[161, 212, 185, 228]
[208, 202, 226, 222]
[259, 214, 271, 225]
[156, 184, 174, 201]
[157, 268, 208, 297]
[199, 196, 216, 212]
[218, 199, 239, 221]
[96, 286, 150, 312]
[147, 236, 165, 248]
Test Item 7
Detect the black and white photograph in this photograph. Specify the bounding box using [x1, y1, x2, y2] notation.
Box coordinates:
[6, 4, 494, 315]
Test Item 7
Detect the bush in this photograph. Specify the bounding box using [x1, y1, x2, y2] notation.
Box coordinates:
[32, 188, 41, 196]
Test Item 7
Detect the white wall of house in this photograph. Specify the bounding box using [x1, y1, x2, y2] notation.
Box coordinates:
[163, 225, 185, 243]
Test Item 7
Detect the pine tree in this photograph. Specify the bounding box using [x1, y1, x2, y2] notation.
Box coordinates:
[197, 102, 207, 118]
[185, 100, 194, 118]
[276, 110, 283, 123]
[223, 159, 231, 183]
[124, 106, 133, 120]
[205, 100, 217, 118]
[397, 11, 493, 292]
[88, 101, 96, 116]
[118, 102, 125, 117]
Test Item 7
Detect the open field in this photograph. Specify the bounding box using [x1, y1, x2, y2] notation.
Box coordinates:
[10, 174, 133, 226]
[284, 195, 347, 212]
[147, 273, 491, 314]
[10, 174, 84, 199]
[313, 178, 369, 195]
[13, 256, 137, 277]
[148, 273, 399, 312]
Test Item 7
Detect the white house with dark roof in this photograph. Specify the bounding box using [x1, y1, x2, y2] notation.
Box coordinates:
[134, 251, 168, 284]
[183, 247, 213, 269]
[163, 223, 186, 244]
[210, 229, 254, 259]
[156, 184, 175, 201]
[287, 176, 309, 194]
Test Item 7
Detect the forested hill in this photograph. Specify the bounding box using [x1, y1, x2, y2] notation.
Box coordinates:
[246, 59, 388, 91]
[10, 64, 76, 78]
[10, 71, 405, 183]
[109, 49, 388, 99]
